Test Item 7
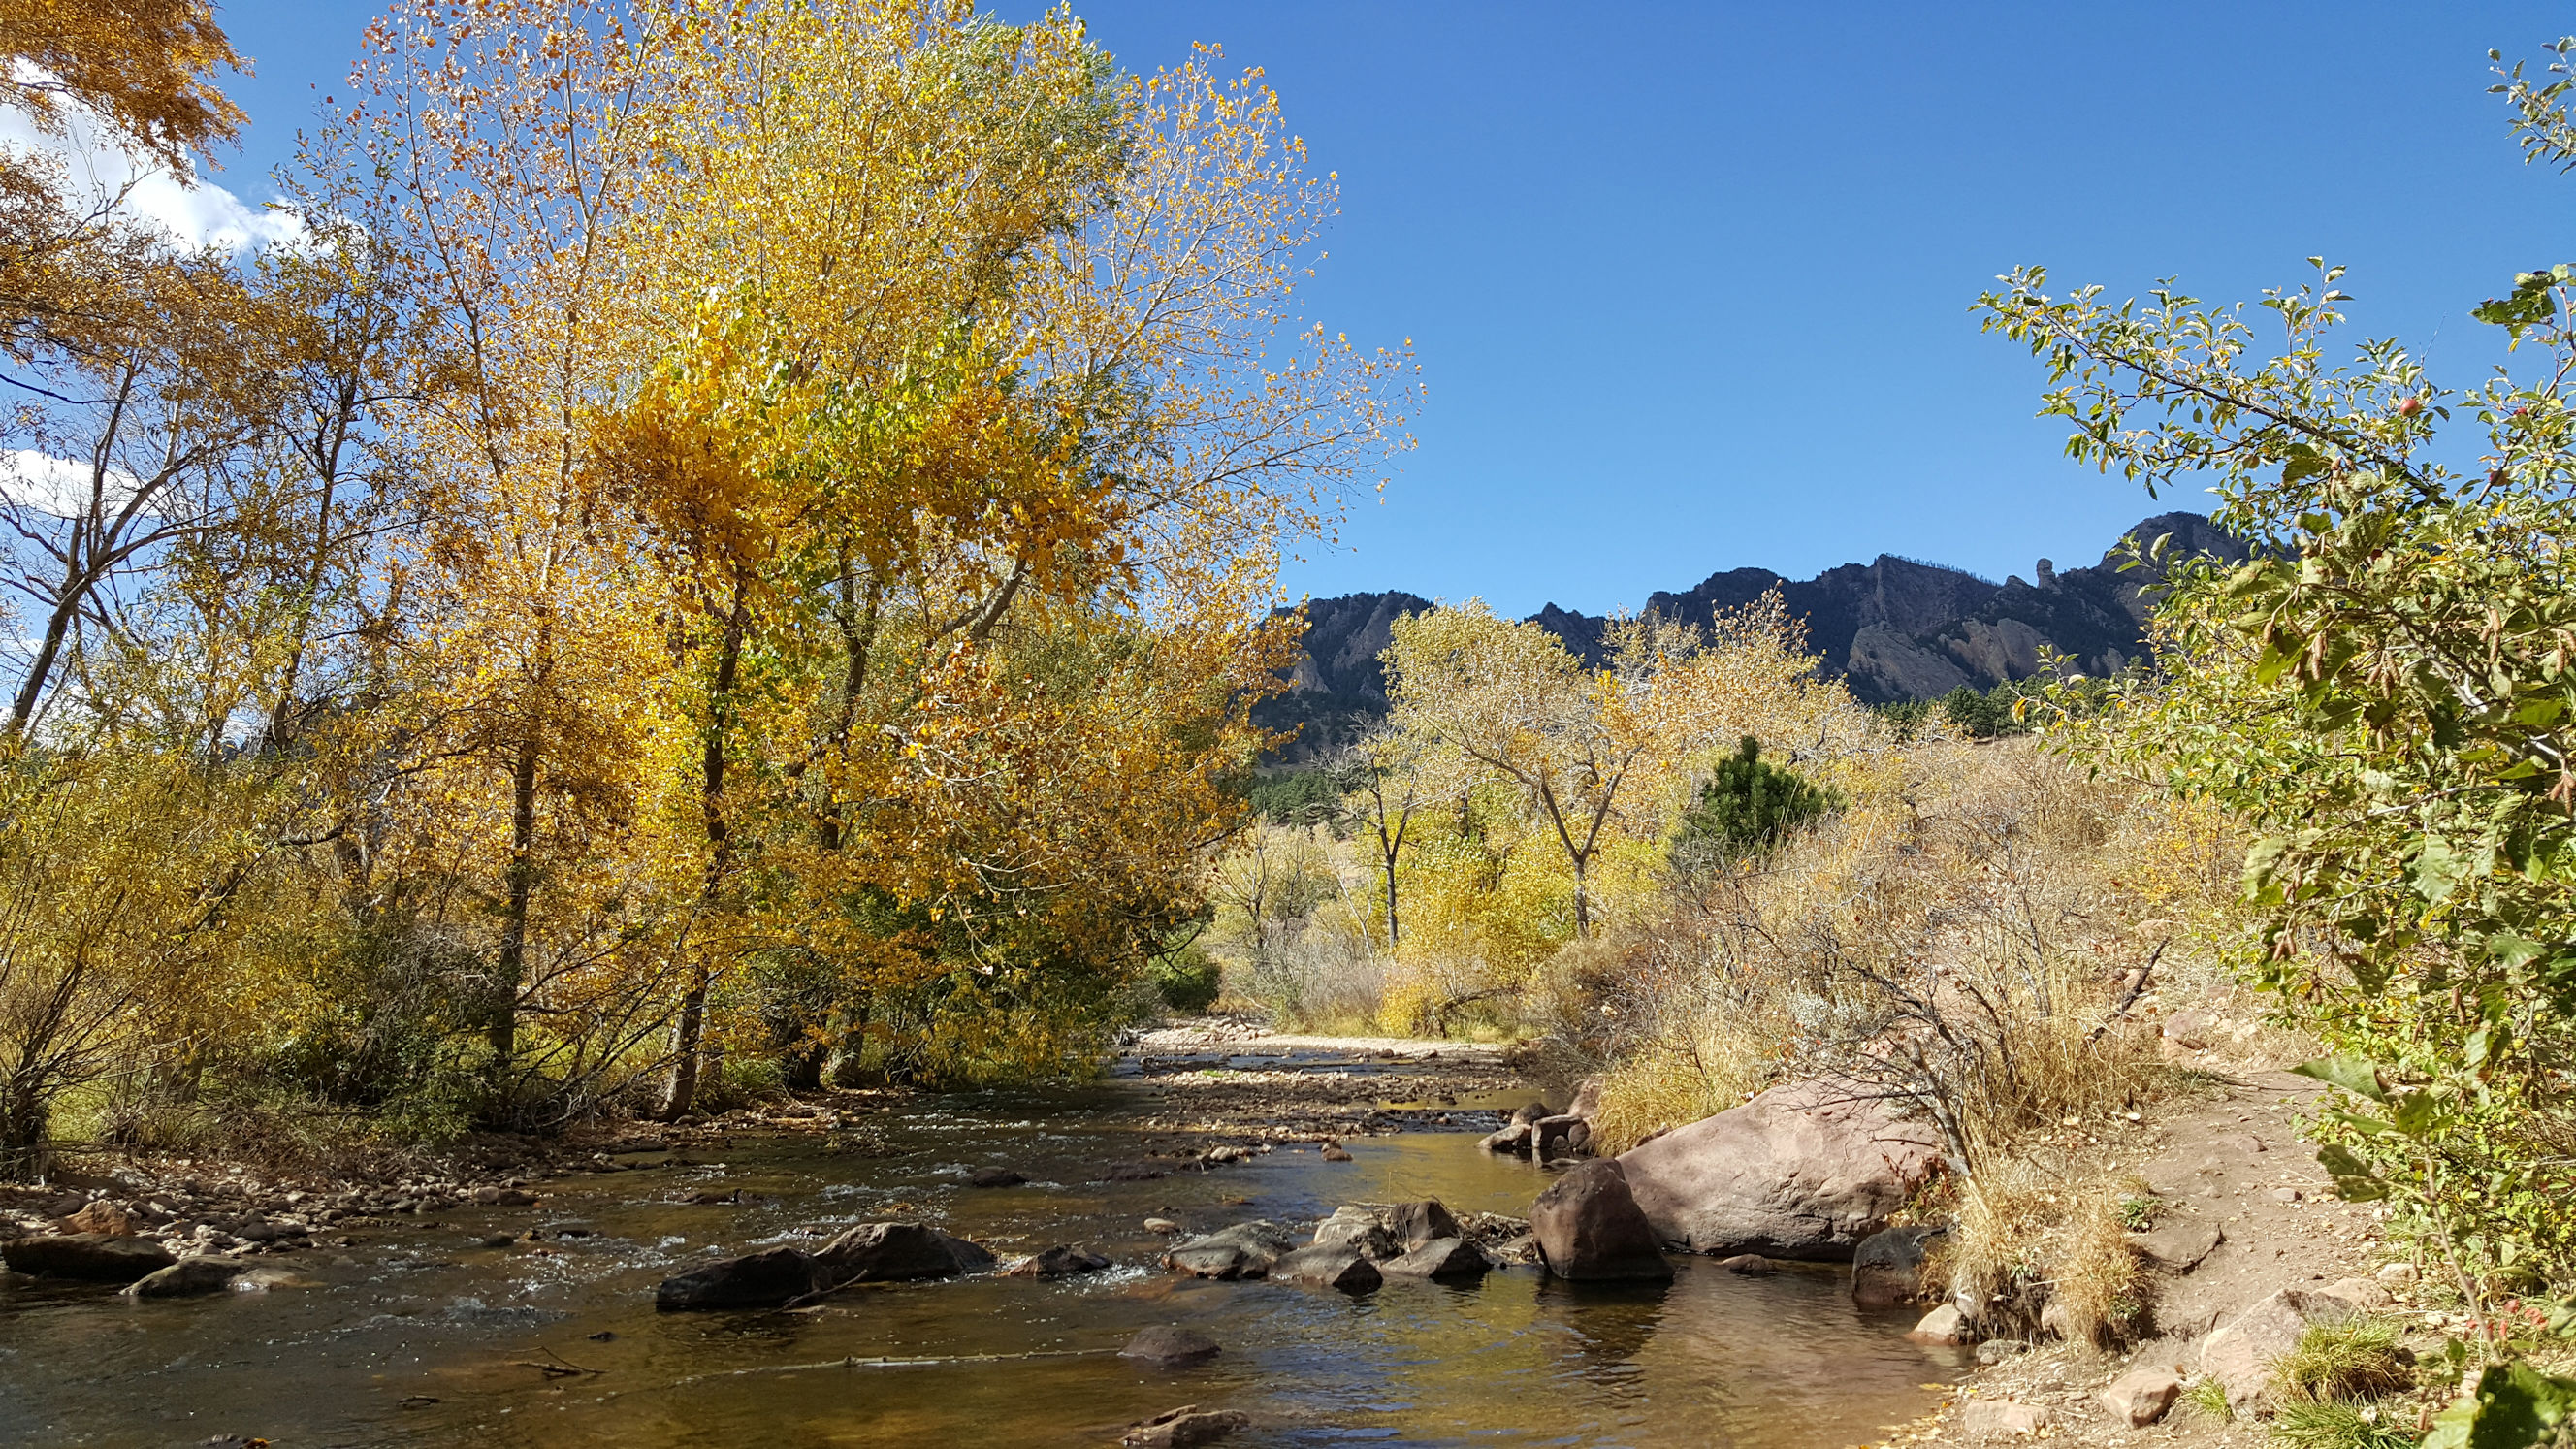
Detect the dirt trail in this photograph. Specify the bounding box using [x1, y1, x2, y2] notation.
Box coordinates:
[1896, 1070, 2396, 1446]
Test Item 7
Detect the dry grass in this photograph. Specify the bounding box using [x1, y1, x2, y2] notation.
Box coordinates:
[1929, 1162, 2146, 1344]
[1586, 737, 2233, 1171]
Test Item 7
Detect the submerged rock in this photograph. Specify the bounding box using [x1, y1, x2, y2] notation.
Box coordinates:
[1119, 1325, 1222, 1368]
[0, 1233, 175, 1283]
[1529, 1161, 1672, 1282]
[124, 1256, 250, 1299]
[1121, 1404, 1247, 1447]
[1716, 1253, 1775, 1275]
[1851, 1225, 1940, 1305]
[1616, 1079, 1944, 1260]
[966, 1167, 1026, 1189]
[1272, 1243, 1382, 1293]
[1007, 1245, 1110, 1278]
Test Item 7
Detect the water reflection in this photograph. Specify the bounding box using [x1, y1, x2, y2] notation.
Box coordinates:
[0, 1084, 1968, 1447]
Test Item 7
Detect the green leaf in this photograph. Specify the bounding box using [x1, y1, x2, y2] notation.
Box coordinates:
[2316, 1143, 2376, 1178]
[2491, 934, 2548, 972]
[2425, 1361, 2576, 1449]
[2394, 1091, 2441, 1135]
[2293, 1057, 2388, 1102]
[2417, 836, 2471, 902]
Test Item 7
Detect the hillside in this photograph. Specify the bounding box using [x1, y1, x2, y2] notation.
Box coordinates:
[1252, 510, 2243, 760]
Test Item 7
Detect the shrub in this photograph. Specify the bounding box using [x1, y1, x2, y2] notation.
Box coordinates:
[2269, 1401, 2415, 1449]
[1147, 943, 1222, 1014]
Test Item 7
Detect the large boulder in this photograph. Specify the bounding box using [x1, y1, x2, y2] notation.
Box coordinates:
[656, 1246, 820, 1310]
[814, 1222, 993, 1283]
[1852, 1225, 1941, 1306]
[0, 1233, 175, 1283]
[1615, 1079, 1944, 1260]
[1164, 1222, 1295, 1280]
[2199, 1287, 2357, 1411]
[1529, 1160, 1673, 1282]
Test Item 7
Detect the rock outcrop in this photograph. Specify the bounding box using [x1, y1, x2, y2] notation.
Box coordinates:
[1616, 1079, 1944, 1260]
[2198, 1286, 2357, 1411]
[1529, 1160, 1673, 1282]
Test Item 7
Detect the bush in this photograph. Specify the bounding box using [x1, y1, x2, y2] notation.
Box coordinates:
[1939, 682, 2030, 739]
[1147, 943, 1222, 1014]
[2269, 1401, 2415, 1449]
[2270, 1319, 2415, 1406]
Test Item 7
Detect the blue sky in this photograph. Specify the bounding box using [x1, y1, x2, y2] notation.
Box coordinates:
[206, 2, 2576, 616]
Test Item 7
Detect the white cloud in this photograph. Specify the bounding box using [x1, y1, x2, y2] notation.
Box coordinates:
[0, 65, 302, 255]
[1, 449, 145, 519]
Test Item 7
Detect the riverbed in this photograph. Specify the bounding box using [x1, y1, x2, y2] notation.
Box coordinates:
[0, 1045, 1969, 1447]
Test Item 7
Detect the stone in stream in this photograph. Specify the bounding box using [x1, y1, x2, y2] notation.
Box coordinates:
[124, 1256, 250, 1299]
[1310, 1207, 1400, 1260]
[1907, 1304, 1972, 1345]
[1272, 1243, 1382, 1293]
[1164, 1222, 1295, 1279]
[813, 1222, 995, 1283]
[1615, 1079, 1945, 1260]
[1119, 1325, 1223, 1368]
[1528, 1160, 1673, 1282]
[1478, 1122, 1533, 1155]
[0, 1233, 176, 1283]
[1532, 1115, 1591, 1159]
[1121, 1404, 1248, 1447]
[1143, 1217, 1184, 1236]
[1319, 1146, 1353, 1163]
[966, 1167, 1026, 1189]
[1715, 1253, 1774, 1275]
[1007, 1245, 1111, 1278]
[1388, 1199, 1462, 1251]
[1851, 1225, 1941, 1305]
[656, 1246, 821, 1311]
[1380, 1238, 1490, 1280]
[1509, 1101, 1553, 1126]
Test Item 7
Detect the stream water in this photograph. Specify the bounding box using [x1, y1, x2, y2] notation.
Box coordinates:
[0, 1056, 1969, 1447]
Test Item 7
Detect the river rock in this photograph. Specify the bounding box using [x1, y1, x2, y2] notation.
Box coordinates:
[1615, 1079, 1944, 1260]
[2199, 1287, 2357, 1410]
[967, 1167, 1026, 1188]
[656, 1246, 821, 1310]
[1852, 1225, 1940, 1305]
[1909, 1304, 1972, 1345]
[1716, 1252, 1774, 1275]
[1272, 1243, 1382, 1293]
[57, 1201, 136, 1237]
[124, 1255, 250, 1298]
[1007, 1245, 1110, 1278]
[1311, 1207, 1399, 1260]
[2099, 1366, 2182, 1427]
[1120, 1325, 1222, 1368]
[1389, 1199, 1462, 1251]
[0, 1233, 175, 1282]
[1122, 1404, 1248, 1447]
[1165, 1222, 1295, 1279]
[1529, 1160, 1673, 1281]
[2132, 1220, 2222, 1273]
[1533, 1114, 1592, 1159]
[811, 1222, 994, 1285]
[1382, 1237, 1490, 1280]
[1480, 1122, 1533, 1155]
[1510, 1101, 1553, 1126]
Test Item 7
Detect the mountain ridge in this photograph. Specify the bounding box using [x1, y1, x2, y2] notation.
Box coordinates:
[1253, 510, 2244, 762]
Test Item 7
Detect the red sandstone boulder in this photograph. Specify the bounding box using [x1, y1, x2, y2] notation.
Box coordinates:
[1529, 1160, 1673, 1281]
[1616, 1079, 1944, 1261]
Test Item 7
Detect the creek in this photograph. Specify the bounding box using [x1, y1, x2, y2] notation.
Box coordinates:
[0, 1046, 1968, 1447]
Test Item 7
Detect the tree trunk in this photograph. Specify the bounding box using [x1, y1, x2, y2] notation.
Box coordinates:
[1571, 852, 1591, 938]
[488, 732, 541, 1090]
[0, 1080, 50, 1182]
[660, 580, 749, 1120]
